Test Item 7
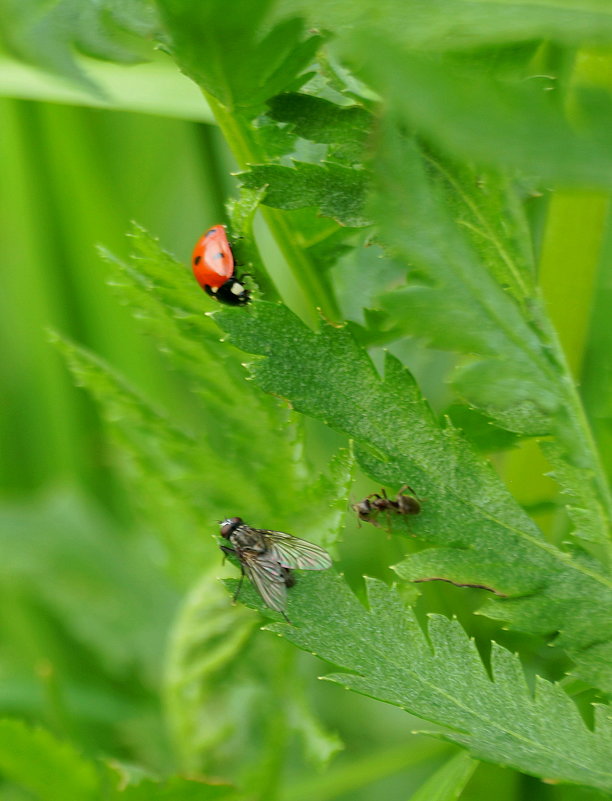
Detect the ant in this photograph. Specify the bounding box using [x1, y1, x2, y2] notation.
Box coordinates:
[353, 485, 421, 530]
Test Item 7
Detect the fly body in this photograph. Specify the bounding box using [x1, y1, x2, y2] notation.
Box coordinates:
[219, 516, 331, 621]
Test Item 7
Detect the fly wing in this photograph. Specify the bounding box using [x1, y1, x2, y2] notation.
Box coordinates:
[241, 551, 288, 613]
[262, 531, 332, 571]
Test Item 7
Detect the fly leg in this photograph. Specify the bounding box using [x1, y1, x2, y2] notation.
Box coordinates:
[220, 545, 245, 602]
[220, 544, 235, 564]
[233, 571, 245, 603]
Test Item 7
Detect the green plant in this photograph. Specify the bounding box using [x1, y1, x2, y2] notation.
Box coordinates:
[2, 0, 612, 799]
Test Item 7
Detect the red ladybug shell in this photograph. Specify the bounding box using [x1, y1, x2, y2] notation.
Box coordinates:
[192, 224, 235, 290]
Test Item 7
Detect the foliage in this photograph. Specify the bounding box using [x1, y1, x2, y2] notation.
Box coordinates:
[1, 0, 612, 800]
[0, 719, 236, 800]
[0, 0, 157, 92]
[231, 573, 612, 791]
[213, 302, 612, 695]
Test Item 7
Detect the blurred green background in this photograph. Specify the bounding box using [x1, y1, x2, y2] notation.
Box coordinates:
[2, 3, 612, 794]
[0, 61, 461, 800]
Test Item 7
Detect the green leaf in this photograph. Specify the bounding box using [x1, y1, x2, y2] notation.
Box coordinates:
[213, 300, 612, 692]
[239, 572, 612, 792]
[346, 40, 612, 188]
[226, 187, 281, 301]
[542, 439, 610, 547]
[444, 405, 520, 454]
[0, 0, 156, 93]
[164, 570, 258, 772]
[239, 162, 370, 227]
[167, 566, 343, 783]
[54, 225, 308, 565]
[49, 329, 218, 577]
[157, 0, 347, 317]
[267, 92, 373, 164]
[367, 119, 612, 559]
[371, 129, 555, 432]
[116, 775, 235, 800]
[291, 0, 612, 51]
[156, 0, 323, 110]
[298, 447, 355, 549]
[287, 692, 344, 769]
[0, 719, 99, 801]
[0, 719, 235, 800]
[407, 751, 478, 801]
[0, 56, 214, 121]
[101, 223, 280, 405]
[0, 490, 177, 683]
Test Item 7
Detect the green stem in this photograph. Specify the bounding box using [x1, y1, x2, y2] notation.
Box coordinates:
[205, 92, 340, 319]
[503, 191, 612, 554]
[282, 739, 447, 801]
[535, 193, 612, 560]
[537, 52, 612, 554]
[537, 192, 608, 378]
[540, 298, 612, 555]
[262, 206, 340, 318]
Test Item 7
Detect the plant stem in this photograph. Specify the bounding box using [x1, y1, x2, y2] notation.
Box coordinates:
[204, 92, 340, 319]
[538, 191, 608, 378]
[535, 45, 612, 557]
[282, 739, 447, 801]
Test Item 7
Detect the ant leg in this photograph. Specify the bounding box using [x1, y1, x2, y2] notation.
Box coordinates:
[363, 493, 384, 526]
[396, 485, 422, 515]
[350, 498, 364, 527]
[383, 505, 394, 534]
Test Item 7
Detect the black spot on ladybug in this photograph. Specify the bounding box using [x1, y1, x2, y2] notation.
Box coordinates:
[194, 255, 201, 265]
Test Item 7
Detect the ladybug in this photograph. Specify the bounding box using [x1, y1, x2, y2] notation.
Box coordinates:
[191, 224, 250, 306]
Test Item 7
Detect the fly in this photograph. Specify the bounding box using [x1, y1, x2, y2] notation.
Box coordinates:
[219, 516, 332, 622]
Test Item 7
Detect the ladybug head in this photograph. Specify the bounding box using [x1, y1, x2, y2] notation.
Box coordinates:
[207, 277, 250, 306]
